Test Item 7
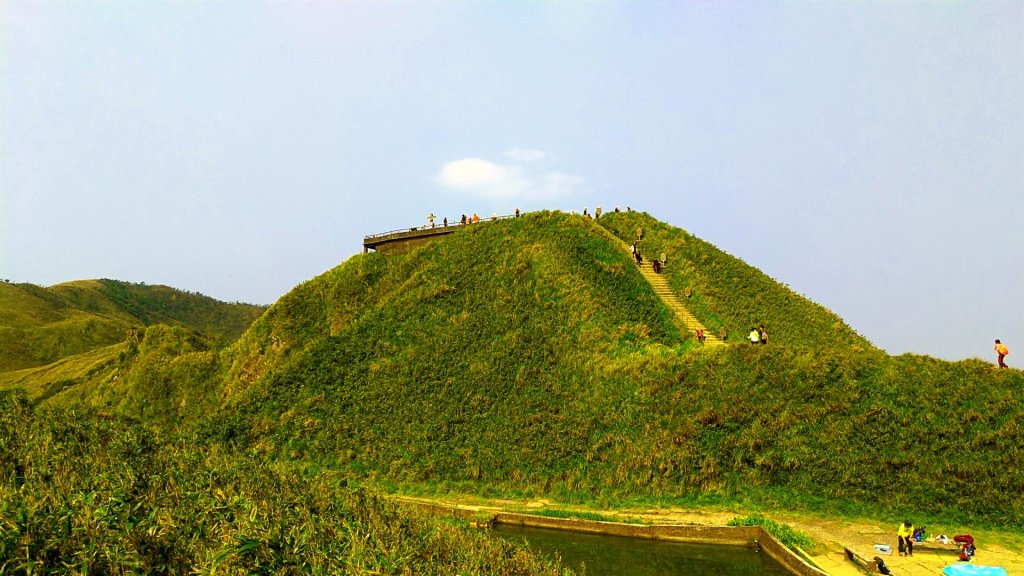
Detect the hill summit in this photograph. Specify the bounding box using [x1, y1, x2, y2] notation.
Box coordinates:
[191, 210, 1018, 526]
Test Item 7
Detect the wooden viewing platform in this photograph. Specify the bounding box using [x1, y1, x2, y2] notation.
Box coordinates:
[363, 214, 518, 255]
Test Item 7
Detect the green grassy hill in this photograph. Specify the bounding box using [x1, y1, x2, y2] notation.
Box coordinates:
[209, 212, 682, 481]
[199, 211, 1023, 527]
[4, 210, 1022, 572]
[0, 279, 265, 373]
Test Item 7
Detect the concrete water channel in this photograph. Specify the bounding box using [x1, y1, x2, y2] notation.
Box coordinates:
[403, 500, 829, 576]
[492, 523, 793, 576]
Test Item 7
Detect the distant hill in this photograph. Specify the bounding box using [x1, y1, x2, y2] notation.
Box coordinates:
[0, 279, 265, 372]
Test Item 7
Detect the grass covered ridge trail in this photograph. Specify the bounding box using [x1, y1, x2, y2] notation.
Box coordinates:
[596, 210, 871, 349]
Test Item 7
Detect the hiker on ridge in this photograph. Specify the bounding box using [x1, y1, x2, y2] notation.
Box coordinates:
[995, 339, 1009, 368]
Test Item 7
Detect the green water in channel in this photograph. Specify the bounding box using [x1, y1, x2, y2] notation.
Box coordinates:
[492, 524, 794, 576]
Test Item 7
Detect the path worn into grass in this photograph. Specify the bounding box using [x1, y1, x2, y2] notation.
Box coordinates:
[397, 495, 1024, 576]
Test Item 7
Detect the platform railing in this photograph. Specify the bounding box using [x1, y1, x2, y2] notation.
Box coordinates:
[363, 213, 522, 241]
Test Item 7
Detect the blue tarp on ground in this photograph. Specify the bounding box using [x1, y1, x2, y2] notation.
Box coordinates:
[942, 565, 1008, 576]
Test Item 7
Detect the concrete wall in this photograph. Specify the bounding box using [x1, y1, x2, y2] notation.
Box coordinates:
[494, 512, 760, 546]
[371, 235, 436, 256]
[364, 227, 458, 255]
[401, 501, 831, 576]
[758, 531, 831, 576]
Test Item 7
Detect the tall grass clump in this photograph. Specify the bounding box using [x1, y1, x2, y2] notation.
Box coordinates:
[0, 390, 573, 575]
[728, 515, 813, 551]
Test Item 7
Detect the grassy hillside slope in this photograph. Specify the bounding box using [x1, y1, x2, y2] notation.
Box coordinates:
[201, 211, 1024, 527]
[212, 211, 682, 476]
[0, 343, 127, 403]
[0, 282, 128, 371]
[0, 390, 568, 575]
[596, 211, 872, 349]
[0, 324, 232, 430]
[0, 279, 265, 372]
[6, 210, 1020, 541]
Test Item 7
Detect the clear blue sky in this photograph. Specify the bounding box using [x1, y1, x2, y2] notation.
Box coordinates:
[2, 2, 1021, 362]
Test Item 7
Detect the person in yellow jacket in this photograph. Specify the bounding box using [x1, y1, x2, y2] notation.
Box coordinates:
[897, 520, 914, 556]
[995, 339, 1009, 369]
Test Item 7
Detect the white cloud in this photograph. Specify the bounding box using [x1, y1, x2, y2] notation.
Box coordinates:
[436, 158, 528, 199]
[504, 148, 547, 162]
[435, 155, 583, 201]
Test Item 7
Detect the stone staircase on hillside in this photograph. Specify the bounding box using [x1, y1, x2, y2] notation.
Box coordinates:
[590, 222, 725, 347]
[634, 257, 725, 347]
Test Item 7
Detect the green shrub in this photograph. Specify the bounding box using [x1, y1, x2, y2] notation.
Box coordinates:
[728, 515, 813, 550]
[0, 390, 572, 575]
